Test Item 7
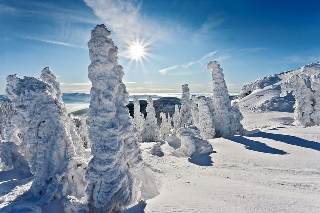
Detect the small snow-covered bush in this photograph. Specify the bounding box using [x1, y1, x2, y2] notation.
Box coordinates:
[0, 142, 27, 170]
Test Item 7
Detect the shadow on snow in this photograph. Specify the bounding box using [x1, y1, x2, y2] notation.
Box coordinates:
[227, 135, 287, 155]
[247, 132, 320, 151]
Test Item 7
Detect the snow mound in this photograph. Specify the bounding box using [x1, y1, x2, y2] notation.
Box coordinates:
[238, 62, 320, 112]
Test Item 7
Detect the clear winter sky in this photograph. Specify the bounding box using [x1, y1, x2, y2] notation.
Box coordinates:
[0, 0, 319, 94]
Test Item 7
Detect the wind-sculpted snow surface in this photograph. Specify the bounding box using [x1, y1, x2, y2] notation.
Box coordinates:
[208, 61, 240, 137]
[85, 24, 155, 213]
[142, 96, 160, 142]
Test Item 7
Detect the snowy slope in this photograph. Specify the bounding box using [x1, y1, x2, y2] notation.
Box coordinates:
[122, 111, 320, 213]
[238, 62, 320, 112]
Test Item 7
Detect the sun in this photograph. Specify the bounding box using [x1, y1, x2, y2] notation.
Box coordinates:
[129, 42, 146, 61]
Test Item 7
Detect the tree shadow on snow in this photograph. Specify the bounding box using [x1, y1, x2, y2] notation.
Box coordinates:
[188, 151, 216, 166]
[227, 136, 287, 155]
[247, 132, 320, 151]
[121, 200, 146, 213]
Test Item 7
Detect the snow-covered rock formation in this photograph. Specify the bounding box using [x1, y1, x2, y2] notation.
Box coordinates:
[238, 62, 320, 112]
[208, 61, 239, 137]
[133, 96, 145, 142]
[198, 96, 215, 139]
[142, 96, 160, 142]
[85, 24, 153, 213]
[180, 84, 192, 126]
[281, 75, 314, 126]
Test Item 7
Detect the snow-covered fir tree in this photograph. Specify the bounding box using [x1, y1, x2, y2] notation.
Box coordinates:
[207, 61, 240, 137]
[191, 95, 199, 128]
[172, 105, 182, 132]
[85, 24, 151, 213]
[282, 75, 314, 126]
[72, 116, 91, 149]
[231, 102, 245, 135]
[0, 101, 13, 141]
[198, 96, 215, 139]
[159, 112, 172, 140]
[142, 96, 160, 142]
[5, 73, 86, 203]
[133, 96, 145, 142]
[180, 84, 192, 126]
[311, 73, 320, 125]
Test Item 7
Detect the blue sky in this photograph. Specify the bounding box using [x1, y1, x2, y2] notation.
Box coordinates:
[0, 0, 319, 94]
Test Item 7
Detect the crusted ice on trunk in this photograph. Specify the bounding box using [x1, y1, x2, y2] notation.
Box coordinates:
[85, 24, 154, 213]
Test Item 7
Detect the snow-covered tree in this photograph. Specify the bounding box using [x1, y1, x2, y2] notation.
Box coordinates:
[0, 142, 28, 170]
[142, 96, 160, 142]
[180, 84, 192, 126]
[172, 105, 182, 132]
[198, 96, 215, 139]
[4, 74, 86, 203]
[207, 61, 239, 137]
[281, 75, 314, 126]
[159, 112, 171, 140]
[191, 95, 199, 128]
[85, 24, 152, 213]
[133, 96, 145, 142]
[0, 101, 13, 141]
[311, 74, 320, 125]
[231, 102, 245, 135]
[72, 116, 91, 149]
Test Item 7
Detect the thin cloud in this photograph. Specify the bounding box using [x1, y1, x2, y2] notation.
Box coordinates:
[22, 36, 87, 49]
[184, 50, 218, 68]
[159, 65, 179, 75]
[123, 81, 137, 84]
[192, 14, 225, 44]
[238, 47, 267, 53]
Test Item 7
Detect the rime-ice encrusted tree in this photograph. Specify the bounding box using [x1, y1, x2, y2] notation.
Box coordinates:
[172, 105, 182, 132]
[231, 102, 245, 135]
[180, 84, 192, 126]
[207, 61, 239, 137]
[133, 96, 145, 142]
[311, 74, 320, 125]
[72, 116, 91, 149]
[5, 74, 83, 203]
[142, 96, 160, 142]
[159, 112, 171, 140]
[0, 101, 13, 141]
[198, 97, 215, 139]
[191, 95, 199, 128]
[85, 25, 148, 213]
[281, 75, 314, 126]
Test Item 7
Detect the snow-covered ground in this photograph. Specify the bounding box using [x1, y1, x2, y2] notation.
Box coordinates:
[1, 111, 320, 213]
[123, 111, 320, 213]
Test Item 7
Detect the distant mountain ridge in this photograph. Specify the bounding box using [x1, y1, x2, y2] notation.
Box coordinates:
[238, 62, 320, 112]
